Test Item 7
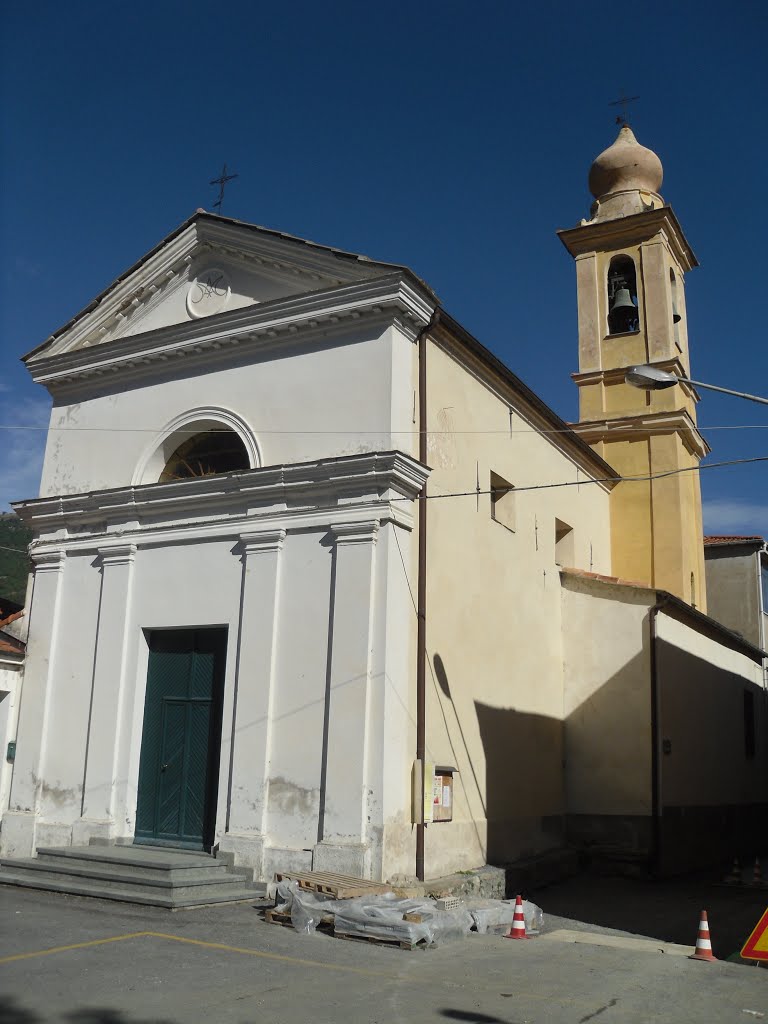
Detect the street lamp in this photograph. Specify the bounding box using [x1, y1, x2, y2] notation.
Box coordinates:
[626, 365, 768, 407]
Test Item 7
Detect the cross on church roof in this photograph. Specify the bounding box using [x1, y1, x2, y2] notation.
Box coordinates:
[209, 163, 239, 214]
[609, 92, 640, 126]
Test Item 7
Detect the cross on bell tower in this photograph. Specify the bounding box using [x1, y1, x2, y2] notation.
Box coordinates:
[557, 125, 709, 610]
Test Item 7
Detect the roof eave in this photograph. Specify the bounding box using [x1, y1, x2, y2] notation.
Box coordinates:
[433, 310, 618, 484]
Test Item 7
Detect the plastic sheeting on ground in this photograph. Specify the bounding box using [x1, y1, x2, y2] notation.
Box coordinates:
[272, 881, 543, 947]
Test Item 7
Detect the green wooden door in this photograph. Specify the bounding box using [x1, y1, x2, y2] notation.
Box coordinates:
[135, 628, 226, 850]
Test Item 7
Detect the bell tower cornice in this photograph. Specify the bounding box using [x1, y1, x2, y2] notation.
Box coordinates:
[557, 206, 698, 272]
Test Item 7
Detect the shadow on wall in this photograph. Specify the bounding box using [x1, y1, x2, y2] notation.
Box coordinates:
[564, 647, 653, 867]
[434, 648, 564, 866]
[474, 700, 564, 864]
[437, 627, 768, 878]
[655, 637, 768, 874]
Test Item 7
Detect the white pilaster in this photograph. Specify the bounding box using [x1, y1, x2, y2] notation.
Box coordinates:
[218, 529, 285, 872]
[73, 543, 137, 844]
[314, 521, 378, 876]
[1, 550, 65, 857]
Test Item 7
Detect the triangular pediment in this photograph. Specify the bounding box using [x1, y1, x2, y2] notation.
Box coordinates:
[27, 212, 410, 362]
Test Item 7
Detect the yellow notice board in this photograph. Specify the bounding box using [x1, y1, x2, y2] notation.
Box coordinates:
[741, 907, 768, 961]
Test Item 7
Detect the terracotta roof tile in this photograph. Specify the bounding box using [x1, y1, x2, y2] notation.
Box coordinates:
[703, 535, 765, 546]
[559, 567, 650, 589]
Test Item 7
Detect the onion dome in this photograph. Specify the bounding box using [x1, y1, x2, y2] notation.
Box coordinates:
[588, 125, 663, 199]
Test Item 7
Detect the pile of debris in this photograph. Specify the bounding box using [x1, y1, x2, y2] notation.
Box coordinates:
[264, 870, 543, 950]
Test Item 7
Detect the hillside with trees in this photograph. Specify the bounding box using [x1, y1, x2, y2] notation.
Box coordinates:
[0, 513, 32, 606]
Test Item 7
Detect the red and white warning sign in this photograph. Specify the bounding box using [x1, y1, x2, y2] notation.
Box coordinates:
[740, 907, 768, 962]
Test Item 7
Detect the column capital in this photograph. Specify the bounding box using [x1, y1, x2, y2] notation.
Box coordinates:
[240, 529, 286, 555]
[330, 521, 379, 547]
[97, 543, 138, 567]
[31, 549, 66, 573]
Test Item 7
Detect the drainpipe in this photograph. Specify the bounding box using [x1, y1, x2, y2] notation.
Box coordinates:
[649, 594, 670, 876]
[416, 309, 439, 882]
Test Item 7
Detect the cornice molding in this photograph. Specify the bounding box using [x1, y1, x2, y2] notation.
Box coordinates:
[331, 521, 380, 546]
[572, 358, 699, 401]
[13, 451, 430, 545]
[571, 409, 710, 460]
[557, 206, 698, 272]
[27, 274, 435, 393]
[97, 542, 138, 566]
[239, 528, 287, 555]
[31, 549, 66, 573]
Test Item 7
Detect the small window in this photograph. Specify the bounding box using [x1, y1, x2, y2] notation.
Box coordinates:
[690, 571, 696, 609]
[555, 519, 574, 566]
[490, 471, 515, 532]
[761, 564, 768, 613]
[160, 429, 250, 482]
[607, 255, 639, 335]
[744, 690, 756, 760]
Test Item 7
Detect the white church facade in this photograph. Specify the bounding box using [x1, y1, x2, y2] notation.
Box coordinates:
[2, 129, 766, 884]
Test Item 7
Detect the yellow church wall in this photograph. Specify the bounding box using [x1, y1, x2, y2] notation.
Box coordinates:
[648, 432, 706, 611]
[421, 333, 613, 876]
[604, 438, 654, 585]
[575, 253, 601, 372]
[600, 430, 706, 610]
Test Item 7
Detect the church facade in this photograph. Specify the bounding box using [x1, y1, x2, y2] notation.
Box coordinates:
[2, 129, 765, 882]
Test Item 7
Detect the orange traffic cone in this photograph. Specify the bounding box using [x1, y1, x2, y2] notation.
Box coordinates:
[689, 910, 717, 961]
[752, 858, 763, 887]
[505, 895, 531, 940]
[724, 857, 741, 884]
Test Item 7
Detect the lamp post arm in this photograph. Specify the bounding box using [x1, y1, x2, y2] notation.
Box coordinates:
[680, 377, 768, 407]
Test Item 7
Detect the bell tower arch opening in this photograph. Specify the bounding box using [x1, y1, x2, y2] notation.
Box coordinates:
[607, 255, 639, 335]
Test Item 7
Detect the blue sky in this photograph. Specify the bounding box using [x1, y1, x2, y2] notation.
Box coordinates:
[1, 1, 766, 534]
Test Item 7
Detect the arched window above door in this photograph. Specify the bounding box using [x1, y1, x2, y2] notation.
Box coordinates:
[160, 428, 250, 482]
[133, 408, 261, 486]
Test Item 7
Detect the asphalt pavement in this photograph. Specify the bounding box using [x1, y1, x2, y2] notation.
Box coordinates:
[0, 881, 766, 1023]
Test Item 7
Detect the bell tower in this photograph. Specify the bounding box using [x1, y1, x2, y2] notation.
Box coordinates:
[558, 125, 709, 609]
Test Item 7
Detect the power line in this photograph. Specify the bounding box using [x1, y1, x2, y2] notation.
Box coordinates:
[0, 423, 766, 435]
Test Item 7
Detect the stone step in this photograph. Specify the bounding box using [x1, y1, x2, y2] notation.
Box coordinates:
[33, 848, 235, 882]
[39, 845, 219, 871]
[0, 870, 259, 909]
[0, 857, 247, 892]
[0, 843, 266, 908]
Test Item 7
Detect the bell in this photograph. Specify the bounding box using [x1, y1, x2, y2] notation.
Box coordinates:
[609, 287, 637, 332]
[672, 302, 682, 324]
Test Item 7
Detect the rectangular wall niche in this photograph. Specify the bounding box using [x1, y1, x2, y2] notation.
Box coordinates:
[555, 518, 574, 567]
[490, 471, 515, 532]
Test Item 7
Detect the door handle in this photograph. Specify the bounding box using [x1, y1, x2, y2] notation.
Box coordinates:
[161, 763, 169, 772]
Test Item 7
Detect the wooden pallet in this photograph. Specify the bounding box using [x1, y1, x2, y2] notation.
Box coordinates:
[264, 907, 334, 931]
[274, 870, 391, 899]
[334, 930, 424, 951]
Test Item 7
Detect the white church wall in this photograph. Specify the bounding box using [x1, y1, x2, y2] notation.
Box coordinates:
[37, 321, 417, 499]
[265, 528, 332, 860]
[123, 259, 310, 339]
[0, 661, 23, 817]
[3, 452, 426, 881]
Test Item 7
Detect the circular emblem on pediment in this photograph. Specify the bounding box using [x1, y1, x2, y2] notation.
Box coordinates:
[186, 267, 231, 319]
